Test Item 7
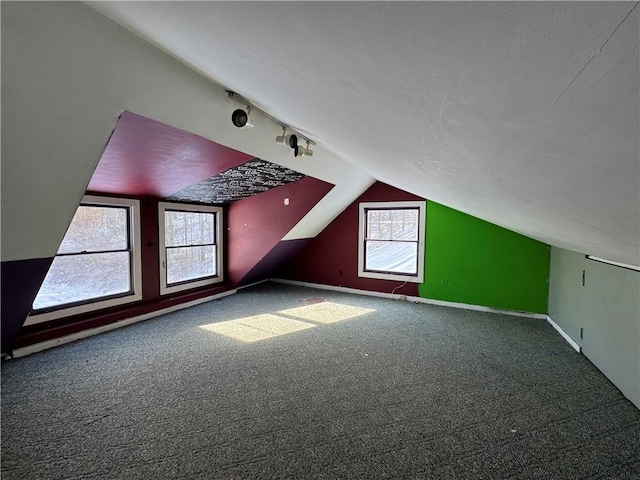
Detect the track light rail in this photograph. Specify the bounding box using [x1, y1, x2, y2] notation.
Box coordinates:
[226, 91, 315, 149]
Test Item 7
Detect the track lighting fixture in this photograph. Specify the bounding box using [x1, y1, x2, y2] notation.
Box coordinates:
[275, 128, 298, 149]
[231, 106, 253, 129]
[227, 91, 315, 153]
[294, 141, 313, 158]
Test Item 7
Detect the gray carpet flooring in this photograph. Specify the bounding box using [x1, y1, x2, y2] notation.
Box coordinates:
[2, 282, 639, 479]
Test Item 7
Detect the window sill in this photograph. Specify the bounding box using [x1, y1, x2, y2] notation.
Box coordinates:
[358, 271, 423, 283]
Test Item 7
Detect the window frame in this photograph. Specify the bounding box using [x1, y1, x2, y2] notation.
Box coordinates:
[357, 201, 426, 283]
[25, 195, 142, 326]
[158, 202, 224, 295]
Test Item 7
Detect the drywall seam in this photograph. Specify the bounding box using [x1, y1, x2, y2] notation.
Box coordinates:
[546, 315, 581, 352]
[271, 278, 546, 320]
[550, 1, 639, 108]
[10, 289, 237, 358]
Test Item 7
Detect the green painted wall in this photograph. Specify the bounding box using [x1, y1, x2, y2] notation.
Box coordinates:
[419, 202, 550, 313]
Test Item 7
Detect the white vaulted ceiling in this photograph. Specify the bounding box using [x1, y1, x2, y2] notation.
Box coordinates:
[90, 1, 639, 265]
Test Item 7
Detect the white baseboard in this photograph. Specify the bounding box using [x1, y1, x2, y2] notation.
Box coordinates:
[12, 279, 566, 359]
[11, 289, 237, 359]
[412, 297, 548, 320]
[271, 278, 405, 300]
[269, 278, 547, 320]
[546, 315, 581, 352]
[237, 279, 269, 290]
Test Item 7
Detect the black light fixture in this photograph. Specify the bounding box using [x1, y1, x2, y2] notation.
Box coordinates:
[231, 106, 253, 129]
[227, 91, 315, 155]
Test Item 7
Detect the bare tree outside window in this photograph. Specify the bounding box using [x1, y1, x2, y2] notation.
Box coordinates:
[164, 211, 217, 285]
[33, 205, 132, 310]
[364, 209, 419, 275]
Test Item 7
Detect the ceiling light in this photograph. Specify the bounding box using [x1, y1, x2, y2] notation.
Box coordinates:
[275, 128, 298, 149]
[294, 141, 313, 158]
[227, 91, 315, 151]
[231, 106, 253, 129]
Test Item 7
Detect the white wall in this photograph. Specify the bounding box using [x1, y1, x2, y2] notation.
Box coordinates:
[548, 248, 586, 345]
[548, 247, 640, 409]
[1, 2, 372, 263]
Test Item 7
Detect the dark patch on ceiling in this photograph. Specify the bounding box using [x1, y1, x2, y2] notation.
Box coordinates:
[166, 158, 306, 204]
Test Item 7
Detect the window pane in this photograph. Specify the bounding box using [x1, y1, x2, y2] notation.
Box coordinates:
[58, 206, 128, 254]
[167, 245, 216, 284]
[365, 240, 418, 275]
[367, 209, 418, 241]
[165, 211, 215, 247]
[33, 252, 131, 310]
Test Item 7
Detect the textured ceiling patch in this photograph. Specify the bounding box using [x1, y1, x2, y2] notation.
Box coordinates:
[166, 158, 305, 204]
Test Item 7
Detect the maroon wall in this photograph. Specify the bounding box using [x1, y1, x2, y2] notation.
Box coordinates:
[3, 109, 337, 353]
[10, 178, 333, 352]
[12, 195, 233, 351]
[88, 111, 253, 197]
[274, 182, 424, 297]
[227, 177, 333, 286]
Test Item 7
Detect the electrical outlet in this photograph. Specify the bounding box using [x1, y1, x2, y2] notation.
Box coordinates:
[442, 279, 449, 287]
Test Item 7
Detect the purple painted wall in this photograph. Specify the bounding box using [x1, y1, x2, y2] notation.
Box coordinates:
[238, 239, 312, 287]
[1, 258, 54, 353]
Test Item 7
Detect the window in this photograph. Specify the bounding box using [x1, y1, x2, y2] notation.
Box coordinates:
[27, 196, 142, 325]
[158, 202, 223, 295]
[358, 201, 426, 283]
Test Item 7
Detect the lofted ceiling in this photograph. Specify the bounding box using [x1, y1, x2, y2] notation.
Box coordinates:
[90, 2, 639, 266]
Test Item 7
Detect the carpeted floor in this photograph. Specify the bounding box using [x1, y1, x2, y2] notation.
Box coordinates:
[2, 282, 639, 479]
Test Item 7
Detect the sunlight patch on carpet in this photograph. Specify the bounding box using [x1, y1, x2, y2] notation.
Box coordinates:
[199, 302, 376, 342]
[200, 314, 315, 342]
[280, 302, 376, 324]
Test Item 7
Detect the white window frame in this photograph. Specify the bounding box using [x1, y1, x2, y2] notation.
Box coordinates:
[25, 195, 142, 326]
[358, 201, 426, 283]
[158, 202, 224, 295]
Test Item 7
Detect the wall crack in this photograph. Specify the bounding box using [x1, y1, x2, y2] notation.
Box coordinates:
[550, 1, 639, 109]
